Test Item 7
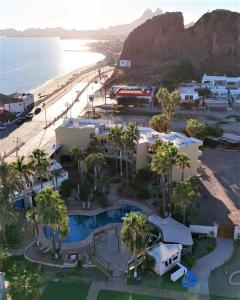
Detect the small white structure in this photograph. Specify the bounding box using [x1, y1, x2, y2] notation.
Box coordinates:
[230, 88, 240, 101]
[178, 87, 199, 102]
[171, 263, 187, 282]
[3, 93, 34, 113]
[209, 86, 228, 100]
[148, 215, 193, 252]
[201, 74, 240, 89]
[148, 243, 182, 276]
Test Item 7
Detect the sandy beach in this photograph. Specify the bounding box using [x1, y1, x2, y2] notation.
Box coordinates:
[31, 61, 106, 108]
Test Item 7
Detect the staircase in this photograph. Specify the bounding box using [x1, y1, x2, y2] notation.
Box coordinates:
[90, 254, 112, 277]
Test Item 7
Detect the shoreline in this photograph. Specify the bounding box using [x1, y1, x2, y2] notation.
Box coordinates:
[31, 60, 105, 105]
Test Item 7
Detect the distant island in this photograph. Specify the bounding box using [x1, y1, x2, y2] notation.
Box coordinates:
[0, 9, 163, 40]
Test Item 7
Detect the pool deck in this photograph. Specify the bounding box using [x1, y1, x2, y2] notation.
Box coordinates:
[37, 199, 155, 252]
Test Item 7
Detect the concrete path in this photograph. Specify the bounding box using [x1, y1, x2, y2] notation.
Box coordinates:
[189, 238, 233, 295]
[86, 279, 210, 300]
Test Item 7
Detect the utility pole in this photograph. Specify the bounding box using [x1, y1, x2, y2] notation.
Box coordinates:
[13, 137, 22, 157]
[42, 103, 47, 127]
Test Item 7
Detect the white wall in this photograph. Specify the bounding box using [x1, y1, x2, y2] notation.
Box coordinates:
[190, 223, 218, 238]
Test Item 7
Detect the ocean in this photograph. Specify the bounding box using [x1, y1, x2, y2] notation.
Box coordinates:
[0, 37, 104, 95]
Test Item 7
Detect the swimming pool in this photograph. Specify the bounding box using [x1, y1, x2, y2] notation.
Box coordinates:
[44, 204, 142, 243]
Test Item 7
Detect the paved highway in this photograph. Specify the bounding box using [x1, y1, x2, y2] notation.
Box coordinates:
[0, 66, 113, 162]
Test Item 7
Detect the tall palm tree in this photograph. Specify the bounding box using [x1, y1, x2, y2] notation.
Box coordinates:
[173, 176, 200, 224]
[151, 142, 180, 214]
[29, 149, 51, 188]
[11, 155, 35, 208]
[85, 153, 106, 191]
[0, 159, 22, 203]
[108, 125, 124, 176]
[122, 123, 140, 183]
[69, 146, 85, 176]
[35, 187, 68, 257]
[176, 152, 190, 181]
[121, 212, 150, 278]
[0, 160, 21, 243]
[26, 207, 40, 245]
[156, 88, 180, 121]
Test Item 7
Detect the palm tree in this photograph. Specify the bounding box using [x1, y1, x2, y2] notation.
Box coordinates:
[173, 176, 200, 224]
[0, 159, 22, 203]
[149, 113, 170, 133]
[29, 149, 51, 188]
[11, 155, 35, 208]
[35, 187, 68, 257]
[85, 153, 106, 191]
[151, 142, 180, 214]
[151, 152, 169, 216]
[176, 152, 190, 181]
[122, 123, 140, 183]
[0, 160, 22, 243]
[156, 88, 180, 121]
[0, 247, 10, 271]
[26, 208, 40, 245]
[69, 146, 85, 176]
[121, 212, 150, 278]
[7, 260, 43, 300]
[108, 125, 124, 176]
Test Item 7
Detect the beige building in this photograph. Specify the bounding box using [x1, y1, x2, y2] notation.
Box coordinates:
[55, 118, 203, 182]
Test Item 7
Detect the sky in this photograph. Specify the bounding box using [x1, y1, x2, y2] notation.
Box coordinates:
[0, 0, 239, 30]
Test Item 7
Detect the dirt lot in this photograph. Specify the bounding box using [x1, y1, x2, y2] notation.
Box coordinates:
[198, 148, 240, 225]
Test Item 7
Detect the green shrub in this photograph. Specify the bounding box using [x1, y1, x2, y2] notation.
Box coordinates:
[60, 179, 75, 197]
[141, 254, 156, 273]
[136, 169, 151, 182]
[96, 195, 109, 207]
[207, 242, 215, 253]
[5, 224, 20, 246]
[184, 255, 196, 268]
[205, 125, 224, 137]
[135, 186, 150, 200]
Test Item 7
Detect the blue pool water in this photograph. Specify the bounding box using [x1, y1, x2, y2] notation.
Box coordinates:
[44, 204, 142, 243]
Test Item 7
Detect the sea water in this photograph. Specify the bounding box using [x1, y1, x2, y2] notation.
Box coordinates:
[0, 37, 104, 95]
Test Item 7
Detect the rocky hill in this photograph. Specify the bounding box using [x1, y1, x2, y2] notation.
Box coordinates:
[120, 10, 240, 83]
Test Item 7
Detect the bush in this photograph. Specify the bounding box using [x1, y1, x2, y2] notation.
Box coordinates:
[207, 242, 215, 253]
[136, 169, 151, 182]
[135, 186, 150, 200]
[5, 224, 20, 246]
[96, 195, 109, 207]
[60, 179, 75, 197]
[116, 184, 135, 198]
[205, 125, 224, 137]
[184, 255, 196, 268]
[141, 254, 156, 274]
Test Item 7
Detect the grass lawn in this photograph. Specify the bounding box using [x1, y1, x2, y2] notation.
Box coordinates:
[41, 281, 90, 300]
[97, 290, 173, 300]
[128, 268, 184, 292]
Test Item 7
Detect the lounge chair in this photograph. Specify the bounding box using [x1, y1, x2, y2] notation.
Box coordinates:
[39, 244, 47, 251]
[42, 247, 51, 254]
[82, 201, 86, 210]
[87, 201, 91, 209]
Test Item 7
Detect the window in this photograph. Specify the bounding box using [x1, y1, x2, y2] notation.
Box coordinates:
[165, 261, 168, 267]
[169, 258, 172, 265]
[173, 256, 178, 261]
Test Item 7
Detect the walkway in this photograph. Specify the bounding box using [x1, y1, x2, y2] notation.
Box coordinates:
[86, 279, 210, 300]
[189, 238, 233, 295]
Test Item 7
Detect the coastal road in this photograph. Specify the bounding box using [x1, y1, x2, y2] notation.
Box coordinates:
[0, 66, 114, 162]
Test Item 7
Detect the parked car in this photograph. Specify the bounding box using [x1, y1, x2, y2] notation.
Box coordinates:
[25, 113, 33, 120]
[34, 107, 41, 114]
[0, 124, 6, 131]
[16, 117, 25, 125]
